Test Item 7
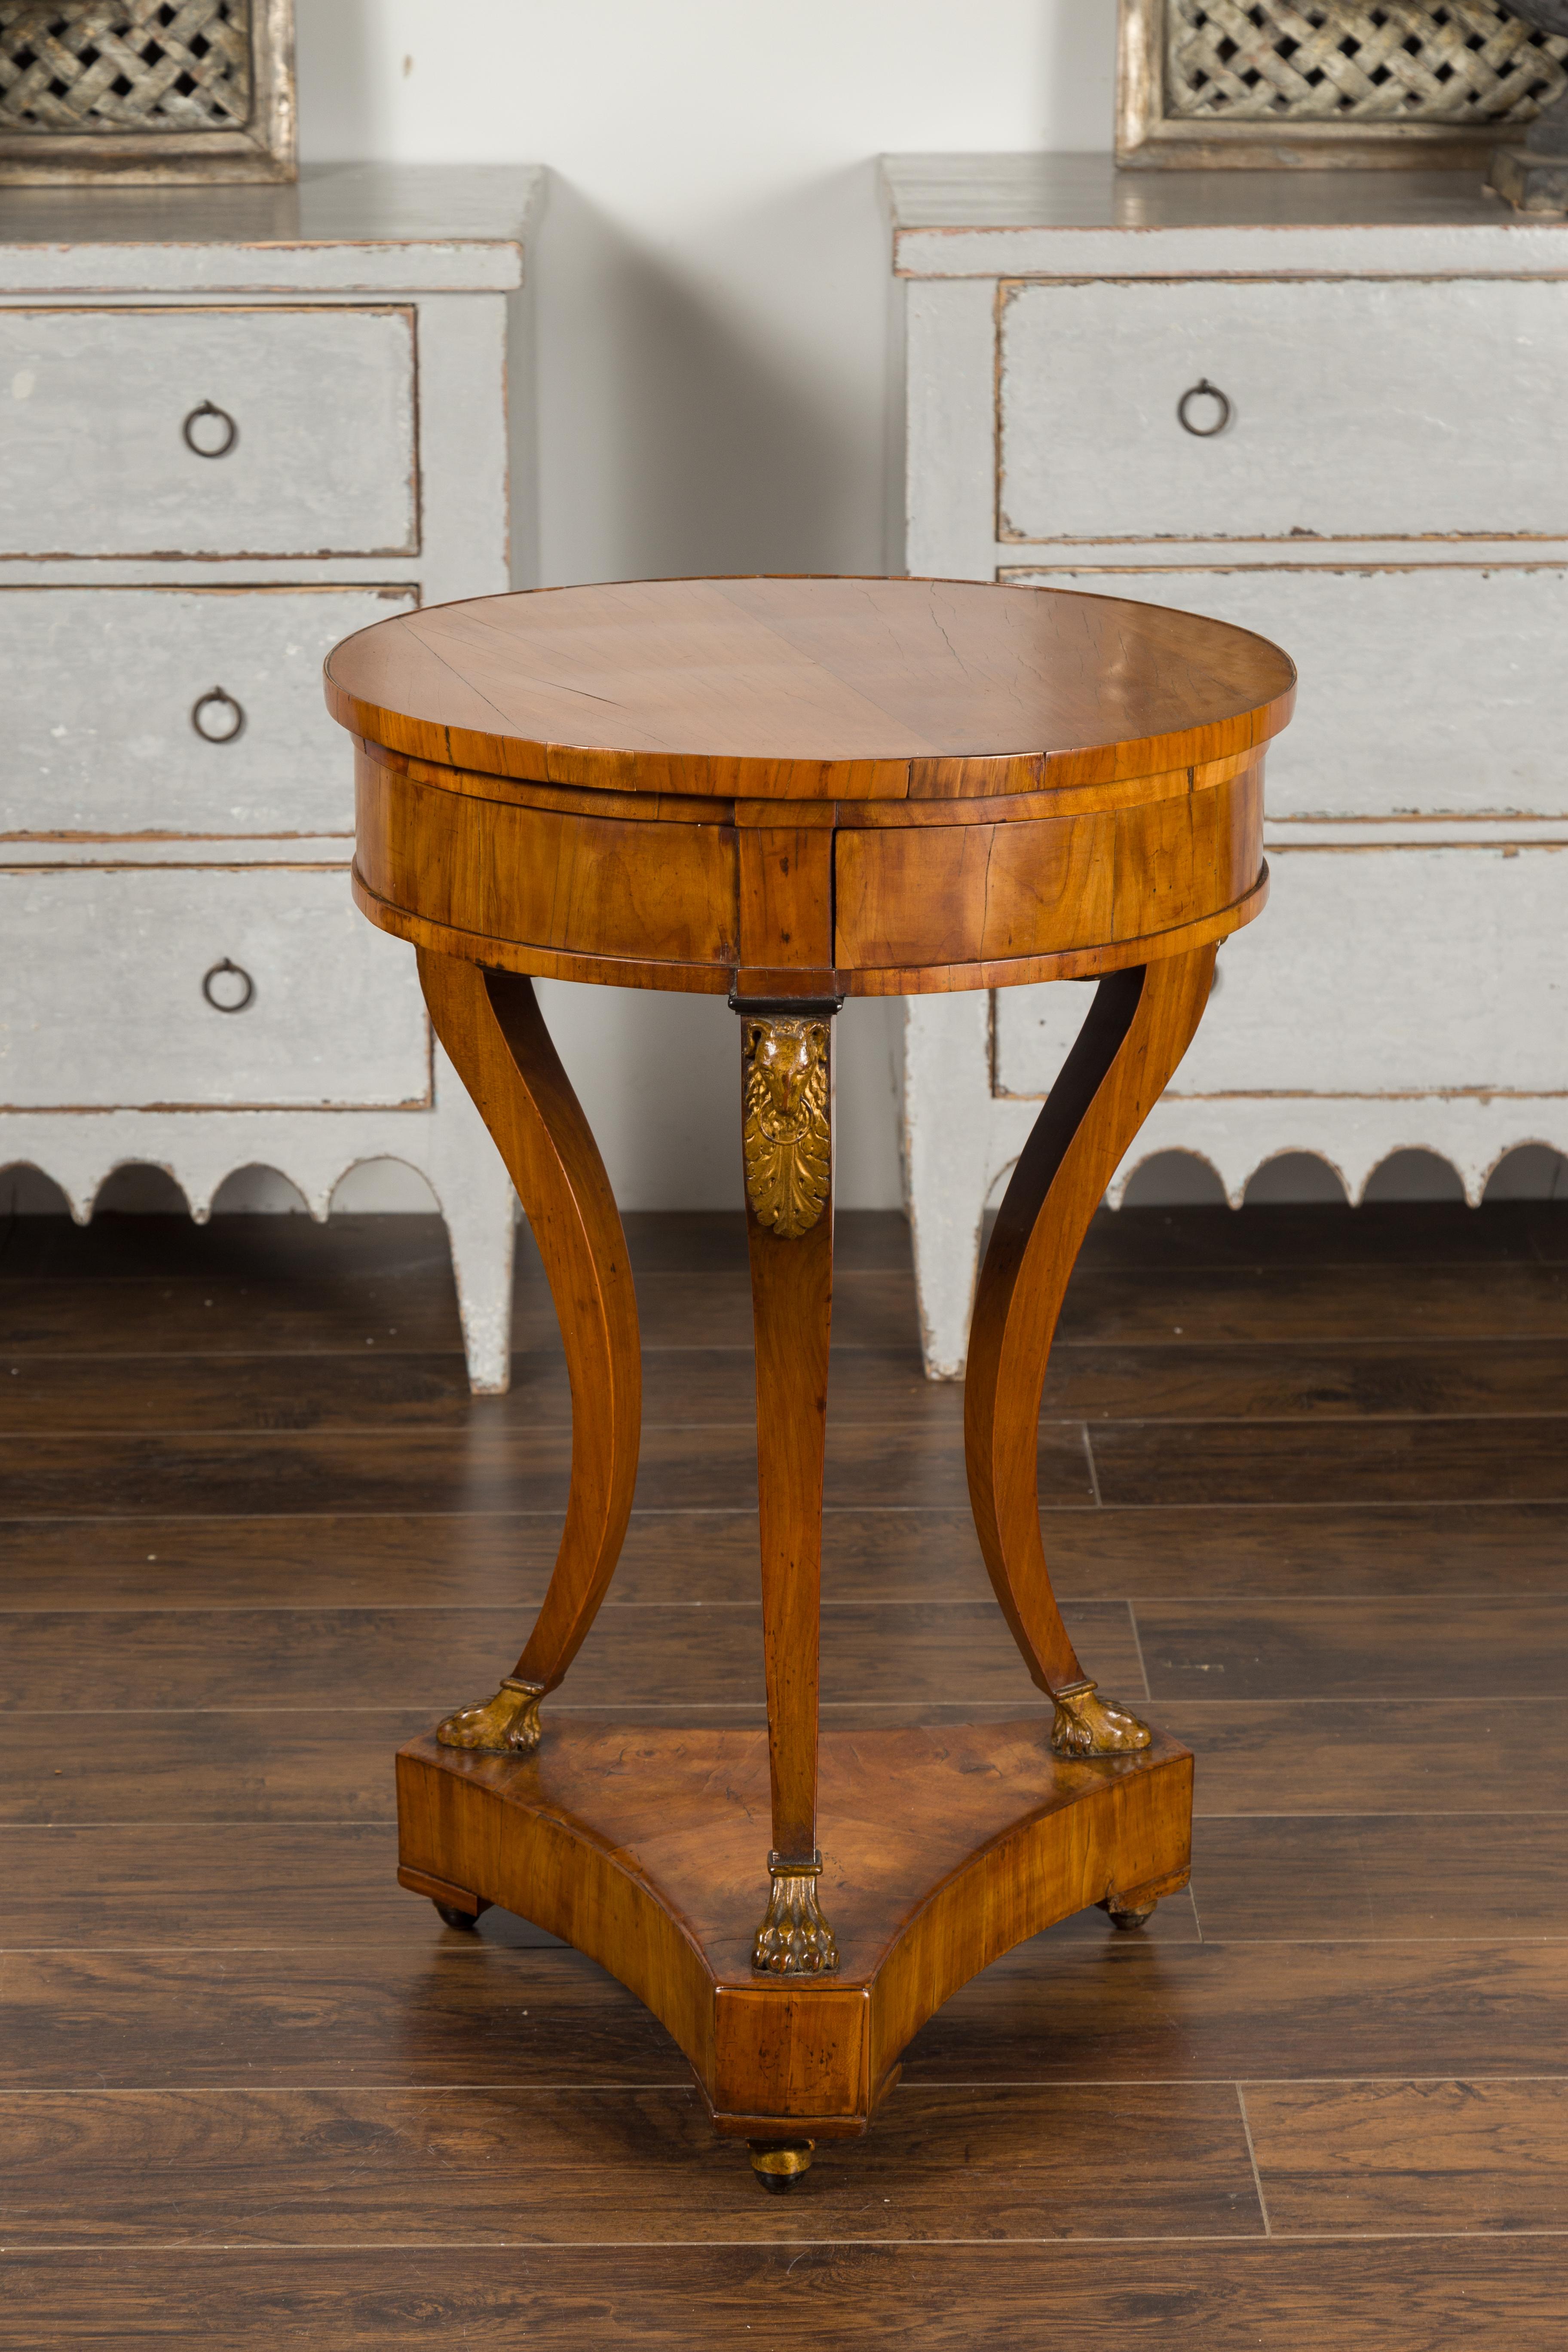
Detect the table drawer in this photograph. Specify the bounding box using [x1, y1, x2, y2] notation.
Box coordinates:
[998, 279, 1568, 544]
[0, 306, 416, 558]
[0, 586, 417, 839]
[993, 845, 1568, 1102]
[1006, 564, 1568, 820]
[0, 867, 429, 1110]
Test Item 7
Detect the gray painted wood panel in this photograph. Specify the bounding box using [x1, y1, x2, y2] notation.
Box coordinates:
[0, 867, 429, 1111]
[0, 586, 416, 836]
[0, 306, 417, 558]
[0, 174, 534, 1390]
[1004, 565, 1568, 818]
[999, 278, 1568, 542]
[902, 279, 997, 582]
[994, 847, 1568, 1100]
[890, 155, 1568, 1375]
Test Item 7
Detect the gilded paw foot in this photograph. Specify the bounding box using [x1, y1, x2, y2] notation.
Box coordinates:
[436, 1677, 544, 1755]
[752, 1852, 839, 1975]
[1050, 1681, 1152, 1758]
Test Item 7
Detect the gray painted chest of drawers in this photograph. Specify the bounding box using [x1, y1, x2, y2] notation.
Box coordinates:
[0, 165, 543, 1392]
[885, 154, 1568, 1376]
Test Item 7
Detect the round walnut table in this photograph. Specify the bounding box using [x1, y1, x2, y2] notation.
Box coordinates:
[324, 575, 1294, 2191]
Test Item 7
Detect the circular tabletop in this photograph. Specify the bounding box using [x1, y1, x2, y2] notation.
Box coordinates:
[328, 577, 1295, 1000]
[327, 574, 1294, 802]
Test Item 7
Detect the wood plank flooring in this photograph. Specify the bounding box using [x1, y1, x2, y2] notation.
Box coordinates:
[3, 1198, 1567, 2346]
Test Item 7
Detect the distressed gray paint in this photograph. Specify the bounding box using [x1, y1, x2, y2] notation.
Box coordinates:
[1000, 277, 1568, 543]
[0, 867, 429, 1109]
[887, 152, 1568, 1377]
[1006, 564, 1568, 818]
[0, 171, 540, 1390]
[995, 847, 1568, 1100]
[0, 304, 417, 557]
[0, 585, 416, 835]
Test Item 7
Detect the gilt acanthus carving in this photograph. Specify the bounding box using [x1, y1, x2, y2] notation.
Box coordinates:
[741, 1016, 831, 1239]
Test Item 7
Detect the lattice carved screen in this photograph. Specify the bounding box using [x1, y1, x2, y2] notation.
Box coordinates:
[1167, 1, 1568, 123]
[0, 1, 252, 136]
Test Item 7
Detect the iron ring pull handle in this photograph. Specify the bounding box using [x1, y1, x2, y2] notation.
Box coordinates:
[1177, 378, 1232, 438]
[191, 686, 245, 744]
[182, 399, 239, 459]
[202, 958, 255, 1014]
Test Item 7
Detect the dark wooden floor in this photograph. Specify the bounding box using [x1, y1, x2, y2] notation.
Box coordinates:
[3, 1197, 1568, 2346]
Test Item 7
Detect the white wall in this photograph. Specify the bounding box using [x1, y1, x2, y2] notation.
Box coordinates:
[295, 0, 1119, 1212]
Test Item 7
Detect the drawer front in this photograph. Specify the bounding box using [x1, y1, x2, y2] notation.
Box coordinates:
[993, 846, 1568, 1101]
[0, 306, 416, 558]
[0, 868, 429, 1110]
[833, 769, 1262, 977]
[356, 750, 741, 973]
[0, 587, 417, 839]
[1006, 565, 1568, 821]
[998, 279, 1568, 544]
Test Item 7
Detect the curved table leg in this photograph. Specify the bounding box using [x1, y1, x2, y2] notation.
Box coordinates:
[965, 949, 1215, 1757]
[416, 952, 642, 1754]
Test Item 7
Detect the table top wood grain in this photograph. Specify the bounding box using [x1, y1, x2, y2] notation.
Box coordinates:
[331, 575, 1293, 999]
[325, 574, 1295, 805]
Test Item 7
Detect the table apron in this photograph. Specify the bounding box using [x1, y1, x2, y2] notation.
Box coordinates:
[353, 744, 1266, 995]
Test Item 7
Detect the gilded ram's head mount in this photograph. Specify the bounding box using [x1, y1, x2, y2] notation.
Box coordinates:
[742, 1016, 830, 1239]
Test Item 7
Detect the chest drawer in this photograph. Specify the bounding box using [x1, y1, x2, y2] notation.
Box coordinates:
[1007, 564, 1568, 820]
[0, 586, 417, 839]
[0, 306, 417, 559]
[993, 845, 1568, 1103]
[0, 867, 429, 1111]
[998, 279, 1568, 544]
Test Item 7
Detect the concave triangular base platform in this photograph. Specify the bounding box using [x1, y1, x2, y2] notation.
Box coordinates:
[397, 1720, 1191, 2141]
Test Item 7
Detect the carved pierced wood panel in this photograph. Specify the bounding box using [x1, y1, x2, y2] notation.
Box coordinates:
[0, 2, 251, 134]
[1168, 1, 1567, 124]
[0, 0, 292, 180]
[1119, 0, 1568, 162]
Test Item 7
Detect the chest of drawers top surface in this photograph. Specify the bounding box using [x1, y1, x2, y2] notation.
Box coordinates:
[0, 164, 545, 293]
[882, 153, 1568, 276]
